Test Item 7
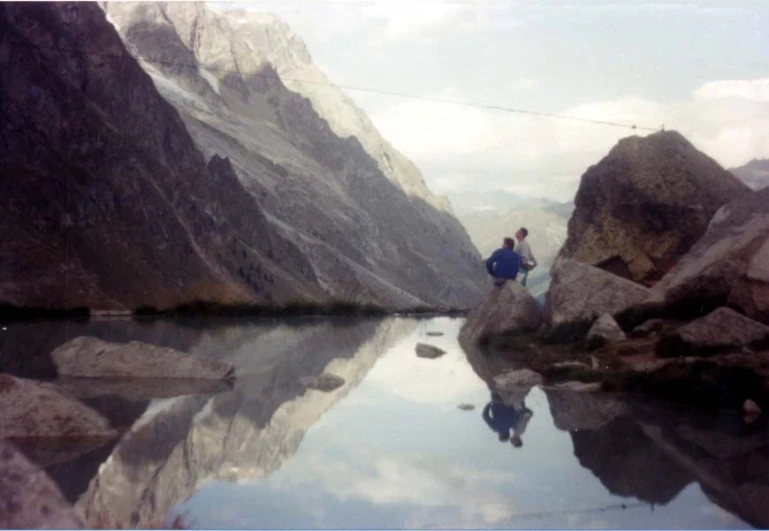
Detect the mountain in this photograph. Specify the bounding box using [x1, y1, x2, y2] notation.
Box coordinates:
[557, 131, 750, 285]
[0, 2, 485, 312]
[101, 2, 485, 309]
[730, 159, 769, 190]
[450, 191, 573, 296]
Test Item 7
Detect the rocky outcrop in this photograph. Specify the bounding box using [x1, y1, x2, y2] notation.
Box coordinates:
[459, 282, 542, 344]
[544, 259, 650, 329]
[0, 374, 115, 439]
[656, 307, 769, 358]
[642, 187, 769, 324]
[299, 373, 345, 392]
[586, 314, 626, 349]
[545, 389, 628, 432]
[50, 337, 235, 379]
[558, 131, 749, 284]
[0, 440, 84, 529]
[100, 2, 486, 309]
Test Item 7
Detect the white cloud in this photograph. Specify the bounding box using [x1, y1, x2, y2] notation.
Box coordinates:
[371, 79, 769, 202]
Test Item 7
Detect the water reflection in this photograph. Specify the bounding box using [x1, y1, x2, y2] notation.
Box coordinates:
[2, 316, 767, 528]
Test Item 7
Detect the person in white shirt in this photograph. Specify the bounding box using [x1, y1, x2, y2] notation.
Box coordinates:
[514, 227, 537, 287]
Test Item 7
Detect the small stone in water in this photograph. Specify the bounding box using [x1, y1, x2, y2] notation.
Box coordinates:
[458, 404, 475, 411]
[426, 332, 444, 337]
[300, 373, 345, 392]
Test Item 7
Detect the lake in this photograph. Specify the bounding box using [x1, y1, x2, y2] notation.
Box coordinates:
[2, 316, 766, 529]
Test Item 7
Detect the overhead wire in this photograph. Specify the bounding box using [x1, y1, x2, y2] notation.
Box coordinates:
[1, 39, 660, 132]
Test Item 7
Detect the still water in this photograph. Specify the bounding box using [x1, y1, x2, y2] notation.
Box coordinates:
[3, 316, 767, 529]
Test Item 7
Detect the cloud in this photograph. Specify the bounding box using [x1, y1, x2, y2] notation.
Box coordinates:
[371, 79, 769, 202]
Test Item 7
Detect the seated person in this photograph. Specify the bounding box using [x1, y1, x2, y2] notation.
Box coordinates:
[485, 237, 521, 286]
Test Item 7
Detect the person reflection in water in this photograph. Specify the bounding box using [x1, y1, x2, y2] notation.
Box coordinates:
[482, 392, 533, 448]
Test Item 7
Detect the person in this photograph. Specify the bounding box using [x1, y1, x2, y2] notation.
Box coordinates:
[485, 237, 521, 286]
[482, 392, 532, 448]
[514, 227, 537, 287]
[482, 393, 519, 442]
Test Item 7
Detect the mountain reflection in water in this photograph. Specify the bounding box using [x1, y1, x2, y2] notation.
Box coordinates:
[5, 316, 768, 529]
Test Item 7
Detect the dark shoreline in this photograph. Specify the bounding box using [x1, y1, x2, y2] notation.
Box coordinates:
[0, 301, 469, 325]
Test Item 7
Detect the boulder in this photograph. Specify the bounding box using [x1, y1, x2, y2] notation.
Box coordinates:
[545, 389, 628, 431]
[493, 369, 542, 408]
[656, 307, 769, 358]
[415, 343, 446, 359]
[630, 318, 665, 338]
[299, 373, 345, 392]
[457, 404, 475, 411]
[0, 440, 84, 529]
[744, 399, 762, 415]
[586, 314, 627, 349]
[643, 186, 769, 323]
[0, 374, 116, 439]
[545, 259, 650, 330]
[557, 130, 749, 284]
[459, 281, 541, 344]
[50, 337, 235, 379]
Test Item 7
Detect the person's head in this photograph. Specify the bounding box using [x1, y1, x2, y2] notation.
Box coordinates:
[515, 228, 529, 241]
[502, 237, 515, 248]
[511, 435, 523, 448]
[491, 392, 503, 403]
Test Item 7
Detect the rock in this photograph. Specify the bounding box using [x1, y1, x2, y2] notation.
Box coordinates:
[544, 259, 650, 332]
[631, 318, 665, 338]
[459, 281, 542, 344]
[50, 337, 235, 379]
[744, 399, 762, 415]
[547, 381, 603, 392]
[0, 374, 116, 439]
[544, 389, 628, 431]
[586, 314, 627, 349]
[415, 343, 446, 359]
[457, 404, 475, 411]
[0, 440, 84, 529]
[494, 369, 544, 388]
[643, 186, 769, 324]
[557, 130, 749, 285]
[542, 361, 602, 383]
[299, 373, 345, 392]
[426, 332, 444, 337]
[656, 307, 769, 358]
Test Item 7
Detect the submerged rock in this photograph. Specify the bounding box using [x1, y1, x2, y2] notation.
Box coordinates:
[300, 373, 345, 392]
[643, 186, 769, 324]
[0, 374, 116, 439]
[415, 343, 446, 359]
[545, 259, 650, 331]
[656, 307, 769, 358]
[0, 440, 84, 529]
[459, 281, 541, 344]
[557, 130, 749, 284]
[426, 331, 444, 337]
[50, 337, 235, 380]
[586, 314, 627, 349]
[457, 403, 475, 411]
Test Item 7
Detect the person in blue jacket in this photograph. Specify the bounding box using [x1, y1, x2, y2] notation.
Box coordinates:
[485, 237, 521, 286]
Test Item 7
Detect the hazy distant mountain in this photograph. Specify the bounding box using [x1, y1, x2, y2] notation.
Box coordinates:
[730, 159, 769, 190]
[450, 191, 574, 296]
[101, 2, 486, 309]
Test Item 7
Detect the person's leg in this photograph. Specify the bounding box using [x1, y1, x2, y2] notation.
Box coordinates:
[493, 278, 506, 287]
[520, 270, 528, 287]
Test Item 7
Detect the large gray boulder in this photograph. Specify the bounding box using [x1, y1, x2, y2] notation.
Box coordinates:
[544, 389, 628, 432]
[586, 314, 627, 349]
[0, 374, 115, 439]
[0, 440, 83, 529]
[657, 307, 769, 357]
[50, 337, 235, 379]
[644, 187, 769, 324]
[459, 281, 542, 344]
[545, 258, 650, 328]
[557, 130, 749, 284]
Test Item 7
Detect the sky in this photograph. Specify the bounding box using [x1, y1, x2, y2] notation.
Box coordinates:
[211, 0, 769, 202]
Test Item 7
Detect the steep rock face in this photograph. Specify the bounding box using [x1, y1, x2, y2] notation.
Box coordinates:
[101, 2, 486, 309]
[558, 131, 749, 285]
[0, 2, 322, 310]
[643, 187, 769, 324]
